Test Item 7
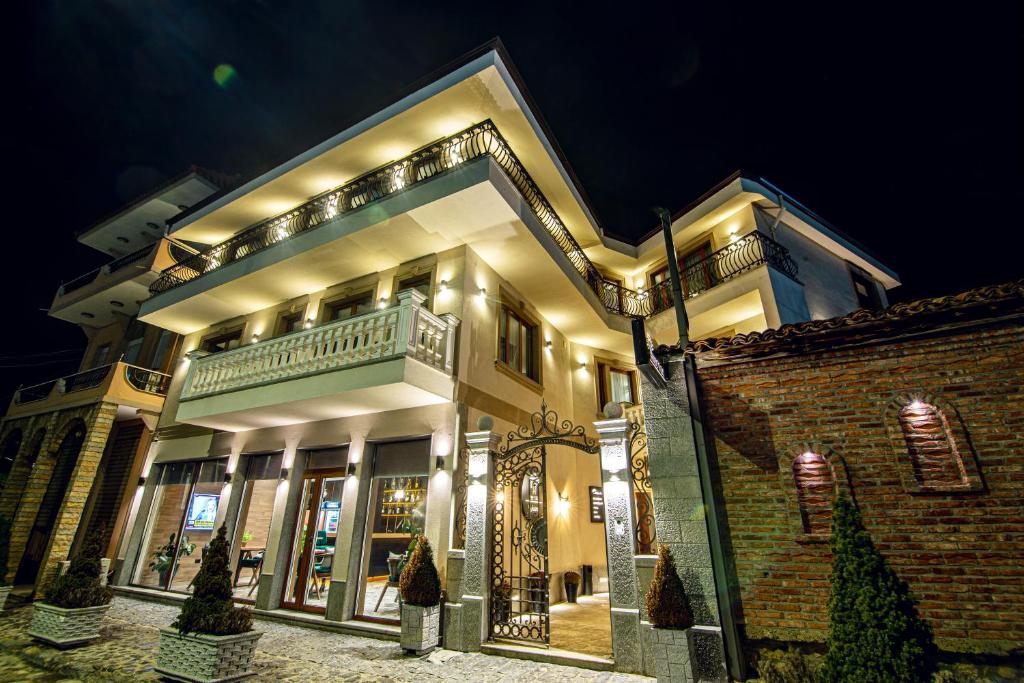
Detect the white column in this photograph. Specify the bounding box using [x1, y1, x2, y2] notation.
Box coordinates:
[327, 434, 366, 620]
[595, 408, 644, 674]
[449, 423, 497, 652]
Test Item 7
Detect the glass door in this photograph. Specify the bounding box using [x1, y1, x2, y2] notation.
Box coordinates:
[282, 470, 345, 612]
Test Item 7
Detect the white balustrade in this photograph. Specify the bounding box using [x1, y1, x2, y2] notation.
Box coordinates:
[180, 289, 459, 400]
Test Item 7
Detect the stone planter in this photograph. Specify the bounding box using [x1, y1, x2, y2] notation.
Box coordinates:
[28, 602, 111, 648]
[400, 603, 440, 655]
[652, 626, 693, 683]
[0, 585, 11, 612]
[155, 627, 263, 683]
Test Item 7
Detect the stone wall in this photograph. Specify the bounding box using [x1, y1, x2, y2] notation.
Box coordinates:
[694, 322, 1024, 657]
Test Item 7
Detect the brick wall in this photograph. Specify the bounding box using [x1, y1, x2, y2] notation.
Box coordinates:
[695, 323, 1024, 656]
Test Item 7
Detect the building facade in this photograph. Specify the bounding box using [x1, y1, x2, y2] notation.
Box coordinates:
[1, 43, 923, 678]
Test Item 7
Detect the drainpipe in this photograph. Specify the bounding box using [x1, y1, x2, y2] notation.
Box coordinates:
[653, 207, 689, 347]
[769, 193, 787, 241]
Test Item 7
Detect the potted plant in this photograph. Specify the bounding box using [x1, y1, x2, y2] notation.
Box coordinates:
[149, 533, 196, 589]
[0, 515, 11, 611]
[646, 544, 695, 682]
[155, 524, 261, 683]
[563, 570, 581, 604]
[28, 527, 113, 647]
[240, 530, 253, 548]
[398, 534, 441, 655]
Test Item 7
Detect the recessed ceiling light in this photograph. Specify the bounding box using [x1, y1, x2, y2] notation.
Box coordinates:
[81, 312, 95, 318]
[110, 300, 124, 308]
[117, 236, 130, 243]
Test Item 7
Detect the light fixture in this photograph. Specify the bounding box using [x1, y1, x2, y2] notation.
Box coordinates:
[544, 340, 552, 350]
[251, 333, 260, 344]
[303, 318, 314, 330]
[279, 467, 289, 480]
[909, 399, 924, 410]
[478, 286, 486, 299]
[439, 280, 448, 293]
[137, 476, 147, 487]
[727, 225, 739, 235]
[377, 297, 387, 309]
[435, 455, 446, 471]
[394, 488, 406, 501]
[223, 472, 233, 484]
[578, 361, 588, 370]
[555, 494, 570, 517]
[347, 462, 357, 477]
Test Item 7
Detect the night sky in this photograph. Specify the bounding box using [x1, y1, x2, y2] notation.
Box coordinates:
[3, 2, 1021, 401]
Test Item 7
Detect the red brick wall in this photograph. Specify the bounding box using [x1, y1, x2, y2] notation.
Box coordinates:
[696, 323, 1024, 656]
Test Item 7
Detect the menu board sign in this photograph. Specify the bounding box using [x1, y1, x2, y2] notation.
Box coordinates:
[589, 486, 605, 523]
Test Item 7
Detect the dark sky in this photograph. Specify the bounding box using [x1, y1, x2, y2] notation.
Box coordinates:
[2, 2, 1021, 399]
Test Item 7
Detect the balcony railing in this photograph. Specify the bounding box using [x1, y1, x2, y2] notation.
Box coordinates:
[58, 243, 157, 297]
[180, 289, 459, 401]
[635, 232, 800, 318]
[12, 362, 171, 405]
[148, 120, 798, 320]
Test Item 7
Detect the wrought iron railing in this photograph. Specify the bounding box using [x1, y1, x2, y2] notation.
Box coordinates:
[61, 364, 114, 393]
[124, 365, 171, 395]
[13, 380, 58, 404]
[58, 243, 157, 297]
[147, 120, 798, 318]
[639, 232, 800, 318]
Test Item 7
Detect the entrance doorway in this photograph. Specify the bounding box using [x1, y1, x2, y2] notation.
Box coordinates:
[281, 469, 345, 613]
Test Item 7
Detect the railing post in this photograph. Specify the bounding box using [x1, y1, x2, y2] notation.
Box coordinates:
[441, 313, 460, 374]
[395, 289, 427, 359]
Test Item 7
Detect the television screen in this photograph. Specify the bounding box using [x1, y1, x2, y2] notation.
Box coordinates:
[184, 493, 220, 531]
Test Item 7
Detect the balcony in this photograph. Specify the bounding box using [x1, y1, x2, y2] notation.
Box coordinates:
[51, 239, 195, 327]
[175, 290, 460, 431]
[9, 363, 171, 419]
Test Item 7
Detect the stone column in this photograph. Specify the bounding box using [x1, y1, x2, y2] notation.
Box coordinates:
[328, 434, 369, 621]
[448, 422, 496, 652]
[640, 351, 737, 680]
[256, 446, 305, 610]
[595, 408, 644, 674]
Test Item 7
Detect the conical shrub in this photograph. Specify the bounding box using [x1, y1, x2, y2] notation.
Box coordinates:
[172, 525, 252, 635]
[44, 526, 113, 608]
[399, 535, 441, 607]
[646, 544, 694, 629]
[821, 495, 936, 683]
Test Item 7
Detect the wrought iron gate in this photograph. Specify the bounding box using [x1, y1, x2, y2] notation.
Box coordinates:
[490, 444, 549, 644]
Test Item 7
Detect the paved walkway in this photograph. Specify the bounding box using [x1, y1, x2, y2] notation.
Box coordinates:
[0, 597, 650, 682]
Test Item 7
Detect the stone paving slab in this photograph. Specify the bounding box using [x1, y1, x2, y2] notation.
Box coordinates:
[0, 597, 651, 682]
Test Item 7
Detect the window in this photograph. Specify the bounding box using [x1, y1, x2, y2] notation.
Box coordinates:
[231, 453, 282, 601]
[898, 401, 967, 489]
[0, 429, 23, 482]
[201, 329, 242, 353]
[648, 241, 716, 306]
[324, 291, 375, 322]
[498, 304, 539, 381]
[397, 272, 432, 299]
[850, 268, 882, 309]
[91, 344, 111, 368]
[276, 310, 304, 336]
[597, 361, 638, 408]
[150, 329, 176, 371]
[792, 452, 834, 535]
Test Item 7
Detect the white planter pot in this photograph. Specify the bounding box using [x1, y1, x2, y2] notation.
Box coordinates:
[28, 602, 111, 648]
[155, 627, 263, 683]
[0, 585, 11, 612]
[652, 626, 693, 683]
[400, 603, 440, 655]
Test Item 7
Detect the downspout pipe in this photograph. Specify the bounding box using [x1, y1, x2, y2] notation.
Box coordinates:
[653, 207, 690, 347]
[769, 193, 787, 241]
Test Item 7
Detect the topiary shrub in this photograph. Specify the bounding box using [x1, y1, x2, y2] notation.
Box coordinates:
[43, 526, 113, 608]
[563, 570, 581, 585]
[756, 646, 822, 683]
[0, 514, 10, 587]
[399, 535, 440, 607]
[645, 544, 694, 629]
[821, 495, 936, 683]
[172, 525, 252, 636]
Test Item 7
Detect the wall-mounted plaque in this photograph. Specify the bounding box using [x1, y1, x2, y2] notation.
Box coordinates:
[589, 486, 605, 523]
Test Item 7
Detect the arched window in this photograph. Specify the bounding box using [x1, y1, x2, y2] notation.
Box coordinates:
[24, 429, 46, 469]
[0, 429, 23, 482]
[792, 451, 835, 535]
[898, 401, 967, 489]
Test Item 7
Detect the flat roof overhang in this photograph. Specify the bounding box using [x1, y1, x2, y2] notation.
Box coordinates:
[79, 174, 220, 257]
[140, 156, 633, 355]
[167, 55, 607, 262]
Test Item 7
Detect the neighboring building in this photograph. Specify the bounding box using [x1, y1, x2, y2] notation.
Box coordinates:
[0, 169, 224, 592]
[0, 41, 912, 677]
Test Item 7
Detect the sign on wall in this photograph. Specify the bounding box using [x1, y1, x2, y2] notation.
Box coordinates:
[589, 486, 605, 523]
[184, 493, 220, 531]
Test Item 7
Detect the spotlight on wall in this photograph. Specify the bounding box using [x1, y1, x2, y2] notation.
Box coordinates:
[555, 494, 570, 517]
[435, 455, 446, 471]
[251, 333, 260, 344]
[544, 340, 552, 350]
[377, 297, 387, 310]
[223, 472, 233, 484]
[137, 476, 147, 487]
[477, 286, 486, 301]
[347, 462, 357, 477]
[439, 280, 448, 293]
[304, 318, 314, 330]
[279, 467, 289, 480]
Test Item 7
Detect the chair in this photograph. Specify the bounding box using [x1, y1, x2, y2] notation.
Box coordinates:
[236, 551, 264, 597]
[311, 552, 333, 600]
[373, 552, 405, 612]
[314, 530, 329, 549]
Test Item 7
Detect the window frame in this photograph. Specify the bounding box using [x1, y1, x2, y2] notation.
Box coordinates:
[496, 299, 541, 386]
[393, 269, 435, 309]
[849, 266, 882, 310]
[274, 309, 305, 337]
[199, 327, 244, 354]
[595, 359, 639, 411]
[320, 290, 376, 324]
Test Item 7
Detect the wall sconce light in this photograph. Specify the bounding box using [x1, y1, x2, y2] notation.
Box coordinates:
[439, 280, 448, 293]
[303, 318, 314, 330]
[555, 494, 570, 517]
[347, 462, 357, 477]
[544, 340, 552, 350]
[578, 361, 588, 370]
[223, 472, 233, 484]
[477, 286, 486, 301]
[435, 455, 446, 471]
[377, 297, 387, 310]
[137, 476, 147, 487]
[279, 467, 289, 480]
[251, 333, 260, 344]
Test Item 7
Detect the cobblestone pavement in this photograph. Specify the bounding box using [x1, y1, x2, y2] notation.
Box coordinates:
[0, 597, 651, 682]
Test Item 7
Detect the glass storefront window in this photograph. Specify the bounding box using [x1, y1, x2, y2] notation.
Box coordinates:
[132, 459, 226, 592]
[231, 453, 282, 601]
[356, 439, 430, 623]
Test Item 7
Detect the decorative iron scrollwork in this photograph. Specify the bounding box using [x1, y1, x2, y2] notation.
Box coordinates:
[628, 410, 657, 554]
[499, 401, 599, 457]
